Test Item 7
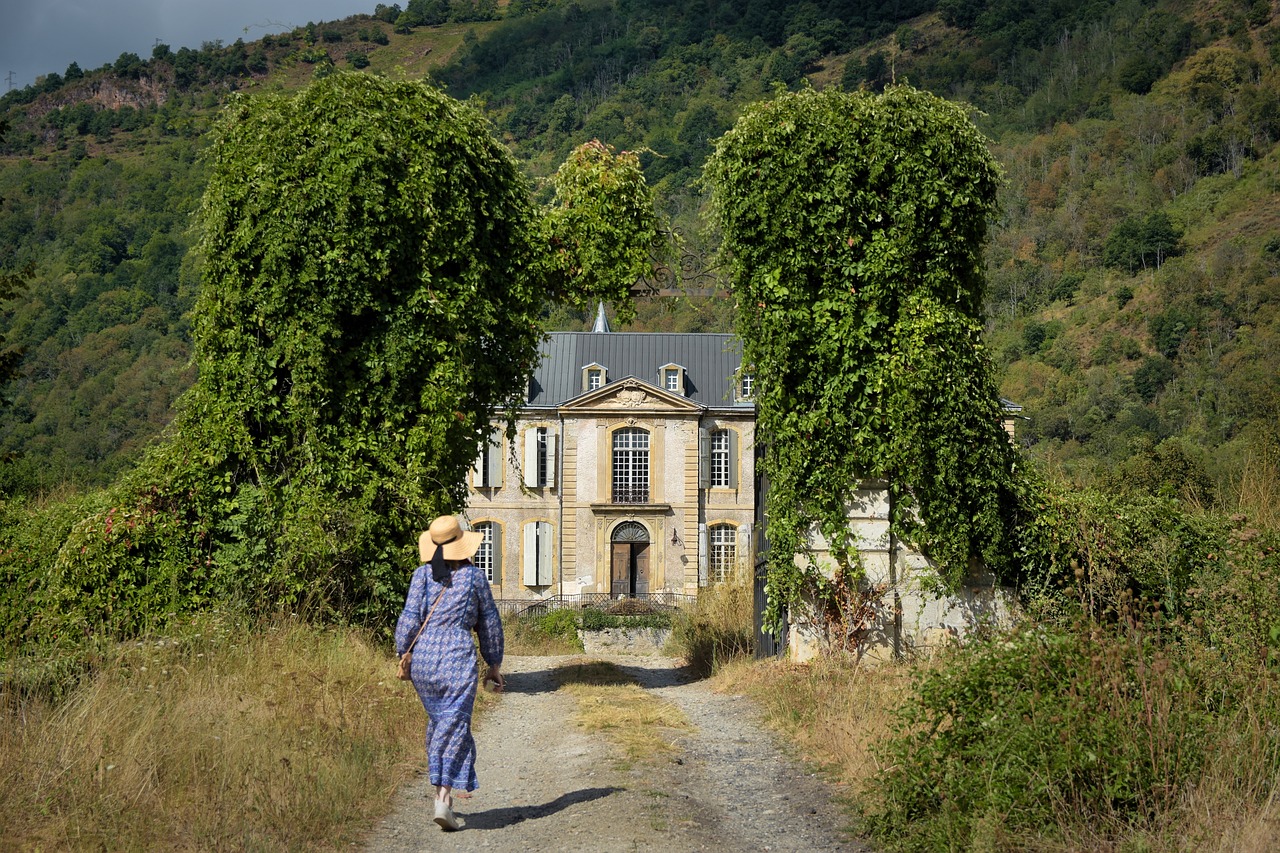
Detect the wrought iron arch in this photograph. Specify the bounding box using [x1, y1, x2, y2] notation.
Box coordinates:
[611, 521, 650, 543]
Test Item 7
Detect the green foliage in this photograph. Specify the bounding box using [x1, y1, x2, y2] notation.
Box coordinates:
[862, 525, 1280, 851]
[864, 622, 1215, 850]
[538, 140, 666, 326]
[579, 609, 672, 630]
[1103, 212, 1182, 272]
[5, 72, 657, 647]
[705, 86, 1017, 626]
[1012, 468, 1224, 619]
[1132, 354, 1174, 401]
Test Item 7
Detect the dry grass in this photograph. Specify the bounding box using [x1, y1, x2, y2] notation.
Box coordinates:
[669, 565, 755, 676]
[553, 660, 691, 763]
[713, 654, 917, 797]
[0, 616, 427, 851]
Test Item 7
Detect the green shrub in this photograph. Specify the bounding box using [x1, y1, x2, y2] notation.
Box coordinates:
[864, 621, 1213, 850]
[502, 611, 583, 655]
[580, 609, 672, 630]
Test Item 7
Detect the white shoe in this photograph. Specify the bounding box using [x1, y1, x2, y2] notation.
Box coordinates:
[433, 798, 463, 831]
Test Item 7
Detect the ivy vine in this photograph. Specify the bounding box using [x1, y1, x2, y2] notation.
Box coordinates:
[704, 85, 1019, 627]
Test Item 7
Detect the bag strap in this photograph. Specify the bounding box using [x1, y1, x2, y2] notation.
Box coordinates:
[405, 584, 447, 656]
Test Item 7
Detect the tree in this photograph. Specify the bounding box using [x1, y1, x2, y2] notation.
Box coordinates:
[704, 86, 1017, 629]
[43, 73, 661, 638]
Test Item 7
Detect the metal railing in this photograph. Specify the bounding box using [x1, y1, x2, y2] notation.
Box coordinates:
[610, 487, 649, 504]
[494, 591, 697, 619]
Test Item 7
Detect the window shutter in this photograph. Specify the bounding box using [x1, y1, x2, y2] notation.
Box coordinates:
[697, 523, 708, 587]
[727, 429, 739, 489]
[537, 521, 553, 586]
[737, 523, 751, 574]
[523, 428, 539, 487]
[522, 523, 537, 586]
[487, 428, 504, 488]
[545, 433, 557, 489]
[472, 448, 486, 488]
[698, 428, 710, 489]
[491, 525, 503, 583]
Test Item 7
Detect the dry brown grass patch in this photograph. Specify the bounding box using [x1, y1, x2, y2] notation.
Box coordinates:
[0, 617, 424, 851]
[713, 653, 916, 796]
[553, 659, 691, 763]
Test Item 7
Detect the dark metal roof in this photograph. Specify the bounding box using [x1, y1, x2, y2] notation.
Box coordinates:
[528, 332, 750, 409]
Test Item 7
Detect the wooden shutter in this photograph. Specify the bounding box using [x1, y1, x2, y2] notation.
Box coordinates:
[544, 433, 556, 489]
[727, 429, 739, 489]
[697, 523, 708, 587]
[472, 448, 486, 488]
[537, 521, 553, 586]
[522, 523, 538, 586]
[491, 524, 503, 584]
[523, 428, 539, 487]
[487, 428, 503, 488]
[737, 523, 751, 576]
[698, 428, 710, 489]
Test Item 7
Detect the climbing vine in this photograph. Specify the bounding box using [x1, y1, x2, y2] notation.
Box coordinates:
[704, 85, 1018, 627]
[30, 73, 663, 642]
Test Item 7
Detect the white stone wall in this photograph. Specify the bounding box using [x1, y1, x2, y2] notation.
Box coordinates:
[786, 484, 1019, 663]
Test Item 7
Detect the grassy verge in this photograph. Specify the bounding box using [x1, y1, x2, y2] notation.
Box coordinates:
[714, 654, 915, 799]
[552, 659, 691, 765]
[503, 610, 584, 655]
[0, 616, 427, 851]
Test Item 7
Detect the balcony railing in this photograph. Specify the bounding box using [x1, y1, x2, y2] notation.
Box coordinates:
[611, 487, 649, 504]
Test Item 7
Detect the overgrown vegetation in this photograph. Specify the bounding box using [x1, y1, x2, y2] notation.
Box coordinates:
[0, 71, 662, 653]
[669, 568, 755, 677]
[705, 85, 1018, 621]
[503, 610, 585, 655]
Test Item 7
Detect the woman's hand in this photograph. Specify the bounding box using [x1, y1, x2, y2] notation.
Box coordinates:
[484, 666, 505, 693]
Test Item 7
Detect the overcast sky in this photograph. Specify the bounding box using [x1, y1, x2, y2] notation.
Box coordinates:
[2, 1, 370, 92]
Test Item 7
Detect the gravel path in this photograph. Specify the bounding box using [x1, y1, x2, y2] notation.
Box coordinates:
[362, 654, 873, 852]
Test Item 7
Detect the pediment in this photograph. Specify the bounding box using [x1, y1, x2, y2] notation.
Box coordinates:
[560, 377, 703, 413]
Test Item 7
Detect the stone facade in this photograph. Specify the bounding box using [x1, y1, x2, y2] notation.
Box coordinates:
[463, 331, 756, 603]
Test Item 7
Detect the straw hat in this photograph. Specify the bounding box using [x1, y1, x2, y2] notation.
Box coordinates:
[419, 515, 484, 563]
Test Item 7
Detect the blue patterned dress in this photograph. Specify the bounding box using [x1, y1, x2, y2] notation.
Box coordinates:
[394, 560, 504, 792]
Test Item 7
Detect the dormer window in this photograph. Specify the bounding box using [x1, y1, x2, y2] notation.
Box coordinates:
[659, 363, 685, 396]
[582, 362, 606, 392]
[739, 370, 755, 401]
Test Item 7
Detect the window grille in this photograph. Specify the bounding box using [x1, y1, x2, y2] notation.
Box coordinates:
[611, 427, 649, 503]
[709, 523, 736, 584]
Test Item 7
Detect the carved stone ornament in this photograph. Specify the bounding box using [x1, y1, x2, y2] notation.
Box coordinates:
[617, 389, 648, 407]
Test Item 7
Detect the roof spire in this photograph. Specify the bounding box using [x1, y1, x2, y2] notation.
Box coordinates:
[591, 301, 611, 333]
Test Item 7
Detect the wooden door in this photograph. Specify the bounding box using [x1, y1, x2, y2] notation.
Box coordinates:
[633, 542, 650, 595]
[611, 543, 630, 597]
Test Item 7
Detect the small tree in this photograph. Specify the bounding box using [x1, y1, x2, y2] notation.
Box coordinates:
[42, 73, 661, 638]
[705, 86, 1018, 632]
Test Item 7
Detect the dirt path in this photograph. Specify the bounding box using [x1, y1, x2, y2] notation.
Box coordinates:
[362, 654, 872, 852]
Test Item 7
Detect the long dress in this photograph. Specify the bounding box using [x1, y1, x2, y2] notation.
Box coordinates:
[394, 560, 504, 792]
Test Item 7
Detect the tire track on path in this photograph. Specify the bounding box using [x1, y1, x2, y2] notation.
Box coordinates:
[362, 655, 872, 852]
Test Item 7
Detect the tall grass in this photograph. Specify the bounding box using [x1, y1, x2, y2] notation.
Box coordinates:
[669, 565, 754, 676]
[0, 616, 425, 851]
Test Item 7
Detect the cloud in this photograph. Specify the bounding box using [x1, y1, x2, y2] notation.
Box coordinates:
[2, 1, 363, 90]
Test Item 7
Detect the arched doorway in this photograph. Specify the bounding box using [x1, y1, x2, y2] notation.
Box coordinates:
[610, 521, 650, 598]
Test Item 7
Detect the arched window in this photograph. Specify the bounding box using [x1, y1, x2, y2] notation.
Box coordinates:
[473, 521, 499, 582]
[709, 523, 736, 584]
[612, 427, 649, 503]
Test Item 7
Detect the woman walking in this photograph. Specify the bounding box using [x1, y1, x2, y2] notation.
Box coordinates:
[395, 514, 505, 831]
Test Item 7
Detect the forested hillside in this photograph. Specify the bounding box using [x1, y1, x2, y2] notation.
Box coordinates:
[1, 0, 1278, 502]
